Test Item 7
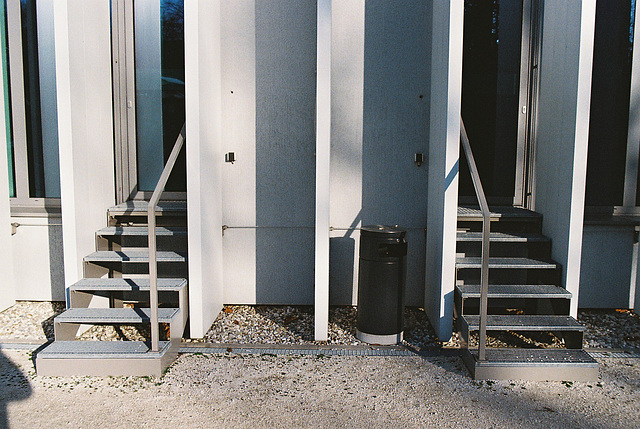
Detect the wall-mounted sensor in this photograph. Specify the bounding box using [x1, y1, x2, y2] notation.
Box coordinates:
[414, 152, 424, 167]
[225, 152, 236, 164]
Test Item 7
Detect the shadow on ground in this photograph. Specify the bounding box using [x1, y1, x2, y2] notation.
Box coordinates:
[0, 350, 32, 428]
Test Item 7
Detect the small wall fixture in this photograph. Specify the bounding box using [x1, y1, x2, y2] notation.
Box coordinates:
[225, 152, 236, 164]
[414, 153, 424, 167]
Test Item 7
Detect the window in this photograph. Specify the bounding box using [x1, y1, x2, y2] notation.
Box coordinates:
[3, 0, 60, 214]
[112, 0, 185, 203]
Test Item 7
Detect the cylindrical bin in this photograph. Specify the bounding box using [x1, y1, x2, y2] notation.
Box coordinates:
[356, 225, 407, 345]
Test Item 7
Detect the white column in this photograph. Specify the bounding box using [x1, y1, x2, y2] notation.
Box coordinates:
[315, 0, 331, 341]
[54, 0, 116, 294]
[0, 3, 15, 311]
[534, 0, 596, 317]
[185, 0, 224, 338]
[624, 4, 640, 208]
[425, 0, 464, 341]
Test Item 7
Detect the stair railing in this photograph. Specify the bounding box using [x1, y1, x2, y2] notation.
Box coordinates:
[460, 118, 490, 362]
[147, 124, 186, 352]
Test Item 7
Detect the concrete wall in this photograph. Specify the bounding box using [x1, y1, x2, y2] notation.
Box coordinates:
[54, 0, 116, 294]
[580, 225, 636, 309]
[220, 0, 317, 305]
[10, 218, 64, 301]
[534, 0, 596, 317]
[185, 0, 224, 337]
[218, 0, 430, 307]
[425, 0, 464, 341]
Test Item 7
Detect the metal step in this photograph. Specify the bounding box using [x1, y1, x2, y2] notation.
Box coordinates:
[97, 226, 187, 237]
[36, 340, 176, 376]
[455, 285, 572, 317]
[84, 250, 186, 263]
[456, 257, 557, 269]
[108, 201, 187, 227]
[460, 315, 585, 349]
[462, 348, 598, 381]
[456, 284, 571, 299]
[461, 315, 585, 332]
[96, 226, 188, 251]
[457, 206, 542, 222]
[108, 200, 186, 217]
[70, 277, 187, 292]
[55, 307, 180, 324]
[54, 307, 184, 343]
[456, 231, 549, 243]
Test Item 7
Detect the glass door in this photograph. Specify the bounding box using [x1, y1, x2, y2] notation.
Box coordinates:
[460, 0, 541, 207]
[112, 0, 185, 202]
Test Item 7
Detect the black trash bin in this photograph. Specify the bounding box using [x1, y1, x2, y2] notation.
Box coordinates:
[356, 225, 407, 345]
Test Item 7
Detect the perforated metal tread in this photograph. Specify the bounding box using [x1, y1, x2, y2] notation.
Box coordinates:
[456, 257, 557, 269]
[457, 206, 541, 221]
[461, 315, 585, 332]
[108, 201, 186, 216]
[55, 307, 180, 324]
[37, 340, 171, 358]
[466, 348, 598, 365]
[84, 250, 186, 263]
[456, 284, 571, 299]
[69, 278, 187, 292]
[97, 226, 187, 237]
[456, 231, 549, 242]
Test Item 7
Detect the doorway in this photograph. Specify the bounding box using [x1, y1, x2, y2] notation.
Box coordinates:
[112, 0, 186, 203]
[460, 0, 541, 208]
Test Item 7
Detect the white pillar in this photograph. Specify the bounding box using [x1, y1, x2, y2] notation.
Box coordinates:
[534, 0, 596, 318]
[185, 0, 224, 338]
[425, 0, 464, 341]
[624, 3, 640, 208]
[314, 0, 331, 341]
[54, 0, 116, 294]
[0, 3, 15, 311]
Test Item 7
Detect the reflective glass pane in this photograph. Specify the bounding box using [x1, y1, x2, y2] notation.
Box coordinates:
[2, 1, 15, 198]
[460, 0, 523, 201]
[135, 0, 185, 192]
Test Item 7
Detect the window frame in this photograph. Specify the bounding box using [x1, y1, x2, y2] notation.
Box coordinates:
[5, 0, 60, 217]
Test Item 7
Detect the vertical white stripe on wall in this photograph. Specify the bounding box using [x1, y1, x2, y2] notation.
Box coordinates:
[425, 0, 464, 341]
[315, 0, 331, 341]
[185, 0, 224, 337]
[624, 3, 640, 208]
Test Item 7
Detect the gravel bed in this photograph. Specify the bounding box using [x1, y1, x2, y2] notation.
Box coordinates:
[197, 305, 441, 349]
[579, 309, 640, 349]
[0, 301, 65, 342]
[1, 301, 639, 351]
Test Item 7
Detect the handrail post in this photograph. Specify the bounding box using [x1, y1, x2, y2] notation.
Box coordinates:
[460, 118, 490, 362]
[147, 124, 185, 353]
[147, 204, 159, 352]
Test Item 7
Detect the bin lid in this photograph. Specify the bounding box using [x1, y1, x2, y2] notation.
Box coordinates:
[361, 225, 406, 237]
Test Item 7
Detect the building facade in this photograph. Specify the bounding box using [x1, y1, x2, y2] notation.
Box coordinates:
[0, 0, 638, 341]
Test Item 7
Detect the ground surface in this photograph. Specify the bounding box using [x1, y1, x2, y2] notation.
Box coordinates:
[1, 349, 639, 429]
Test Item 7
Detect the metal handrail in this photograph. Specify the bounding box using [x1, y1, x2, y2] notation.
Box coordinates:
[147, 124, 186, 352]
[460, 118, 490, 362]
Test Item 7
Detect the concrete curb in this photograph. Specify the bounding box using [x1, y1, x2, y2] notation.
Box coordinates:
[2, 340, 639, 358]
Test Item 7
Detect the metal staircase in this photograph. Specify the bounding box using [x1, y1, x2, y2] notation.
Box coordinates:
[37, 126, 188, 377]
[456, 119, 597, 381]
[455, 206, 598, 381]
[36, 201, 188, 376]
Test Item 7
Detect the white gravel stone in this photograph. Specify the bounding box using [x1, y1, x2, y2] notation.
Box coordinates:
[0, 349, 638, 428]
[1, 302, 639, 351]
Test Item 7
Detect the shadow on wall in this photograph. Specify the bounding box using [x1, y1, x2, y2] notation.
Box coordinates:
[0, 350, 32, 428]
[254, 0, 317, 305]
[48, 223, 65, 301]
